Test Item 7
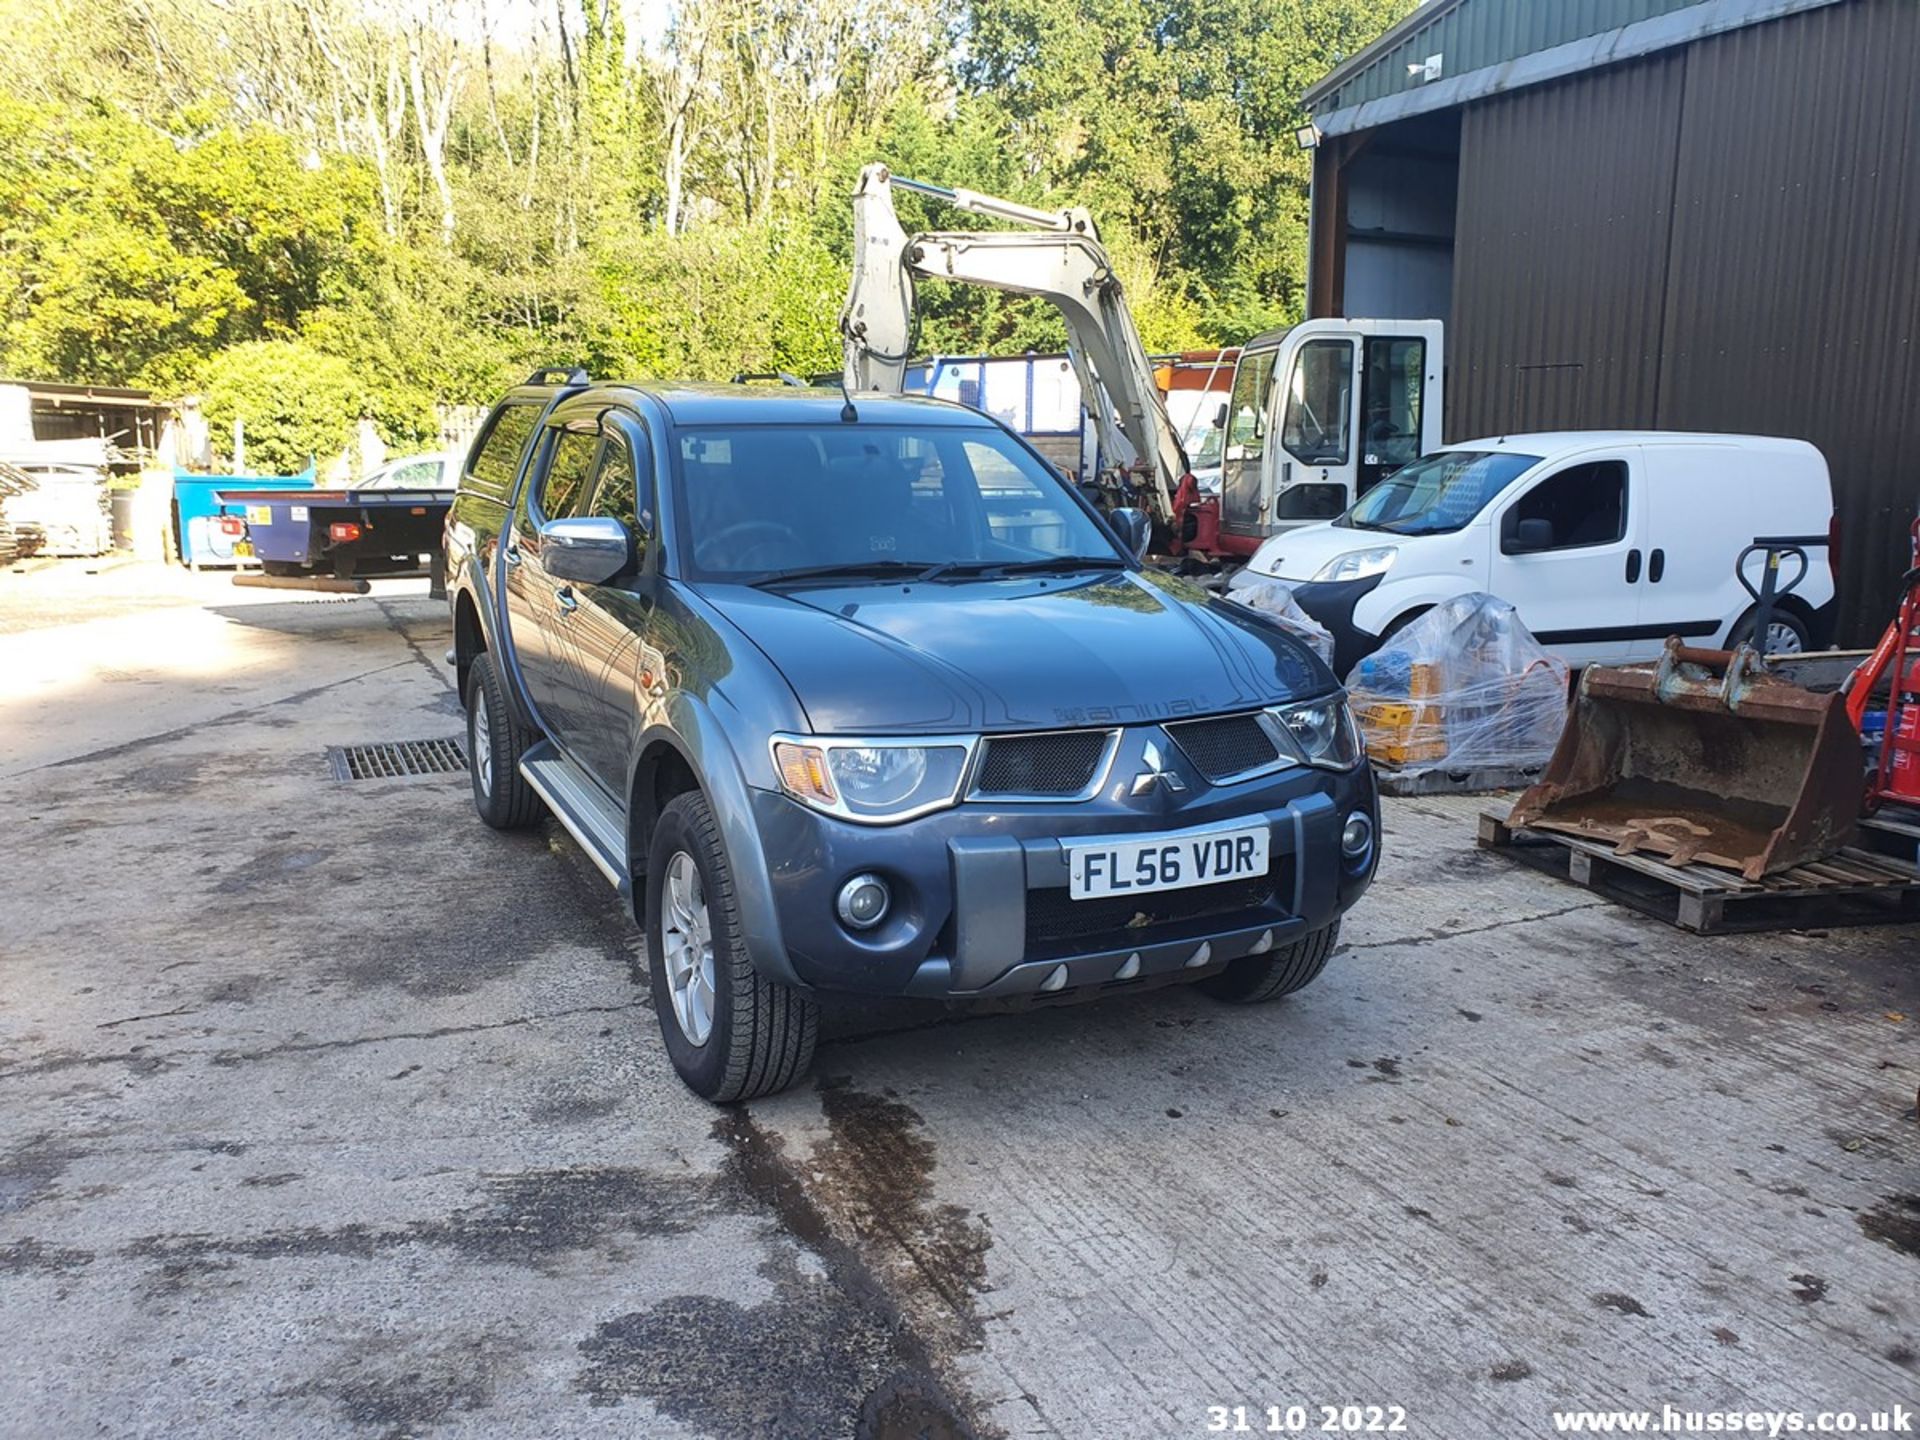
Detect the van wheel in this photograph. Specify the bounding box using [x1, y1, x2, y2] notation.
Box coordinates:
[1198, 920, 1340, 1004]
[1727, 608, 1808, 656]
[466, 651, 542, 829]
[647, 791, 817, 1103]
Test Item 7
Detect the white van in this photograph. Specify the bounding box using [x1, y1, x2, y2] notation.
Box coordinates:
[1242, 432, 1836, 673]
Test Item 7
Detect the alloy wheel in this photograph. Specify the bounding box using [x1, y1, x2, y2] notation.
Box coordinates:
[661, 851, 716, 1047]
[472, 690, 494, 797]
[1764, 621, 1804, 655]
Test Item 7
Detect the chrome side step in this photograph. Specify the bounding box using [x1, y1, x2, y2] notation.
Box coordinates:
[519, 742, 631, 895]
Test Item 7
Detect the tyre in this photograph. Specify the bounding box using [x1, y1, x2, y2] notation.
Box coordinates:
[1198, 919, 1340, 1004]
[647, 791, 817, 1102]
[465, 651, 542, 829]
[1726, 607, 1809, 656]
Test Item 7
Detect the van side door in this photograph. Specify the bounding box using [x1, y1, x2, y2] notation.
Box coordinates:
[1487, 452, 1646, 668]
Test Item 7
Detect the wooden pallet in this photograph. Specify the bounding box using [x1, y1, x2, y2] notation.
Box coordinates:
[1478, 810, 1920, 934]
[1375, 761, 1546, 797]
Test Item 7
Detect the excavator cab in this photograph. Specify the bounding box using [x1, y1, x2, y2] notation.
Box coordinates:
[1215, 320, 1445, 558]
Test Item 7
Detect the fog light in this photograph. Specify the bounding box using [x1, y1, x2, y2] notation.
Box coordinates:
[1341, 812, 1374, 860]
[836, 873, 891, 930]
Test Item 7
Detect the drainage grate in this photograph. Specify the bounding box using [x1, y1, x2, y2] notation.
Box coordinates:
[328, 738, 467, 781]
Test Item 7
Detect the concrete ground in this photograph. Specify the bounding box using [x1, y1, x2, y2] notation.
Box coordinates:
[0, 560, 1914, 1440]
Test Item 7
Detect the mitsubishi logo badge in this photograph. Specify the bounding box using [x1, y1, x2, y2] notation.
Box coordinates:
[1131, 739, 1188, 797]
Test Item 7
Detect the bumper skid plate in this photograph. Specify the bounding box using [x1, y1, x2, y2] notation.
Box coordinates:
[910, 792, 1337, 997]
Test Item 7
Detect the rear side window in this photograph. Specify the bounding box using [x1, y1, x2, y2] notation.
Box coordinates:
[464, 403, 540, 500]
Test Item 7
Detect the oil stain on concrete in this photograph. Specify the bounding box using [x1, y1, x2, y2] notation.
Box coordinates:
[571, 1083, 987, 1439]
[126, 1166, 717, 1292]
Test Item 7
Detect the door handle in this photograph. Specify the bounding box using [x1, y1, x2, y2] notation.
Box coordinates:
[555, 586, 577, 614]
[1625, 548, 1642, 583]
[1649, 548, 1666, 583]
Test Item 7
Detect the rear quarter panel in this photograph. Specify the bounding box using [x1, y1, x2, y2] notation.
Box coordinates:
[1639, 441, 1834, 648]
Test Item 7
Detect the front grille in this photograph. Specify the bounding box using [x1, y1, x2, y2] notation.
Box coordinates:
[972, 729, 1111, 797]
[1164, 713, 1279, 782]
[1023, 871, 1288, 957]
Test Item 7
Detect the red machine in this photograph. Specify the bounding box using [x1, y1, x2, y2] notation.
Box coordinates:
[1844, 513, 1920, 808]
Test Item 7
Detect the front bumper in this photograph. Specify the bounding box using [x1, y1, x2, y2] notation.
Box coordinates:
[745, 756, 1378, 999]
[1287, 574, 1387, 677]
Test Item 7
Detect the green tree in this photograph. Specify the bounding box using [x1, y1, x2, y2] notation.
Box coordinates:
[0, 95, 378, 385]
[198, 339, 365, 475]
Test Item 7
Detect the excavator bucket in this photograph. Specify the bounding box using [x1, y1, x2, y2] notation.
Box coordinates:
[1509, 640, 1862, 881]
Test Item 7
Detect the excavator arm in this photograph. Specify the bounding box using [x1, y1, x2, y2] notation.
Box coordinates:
[839, 164, 1189, 522]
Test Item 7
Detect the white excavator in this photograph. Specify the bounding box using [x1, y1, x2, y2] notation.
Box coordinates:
[838, 163, 1205, 554]
[838, 161, 1446, 562]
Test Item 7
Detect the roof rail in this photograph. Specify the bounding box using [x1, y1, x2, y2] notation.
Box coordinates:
[525, 366, 590, 387]
[730, 370, 809, 387]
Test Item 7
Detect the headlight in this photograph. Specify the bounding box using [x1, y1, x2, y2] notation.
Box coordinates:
[1266, 698, 1364, 770]
[772, 735, 974, 823]
[1312, 547, 1396, 583]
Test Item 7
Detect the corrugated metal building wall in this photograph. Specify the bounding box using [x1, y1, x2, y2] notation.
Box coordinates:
[1446, 0, 1920, 642]
[1451, 55, 1685, 434]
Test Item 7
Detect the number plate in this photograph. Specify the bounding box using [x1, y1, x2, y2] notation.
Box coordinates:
[1064, 821, 1270, 901]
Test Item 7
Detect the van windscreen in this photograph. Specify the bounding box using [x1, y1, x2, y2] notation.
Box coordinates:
[1336, 450, 1541, 536]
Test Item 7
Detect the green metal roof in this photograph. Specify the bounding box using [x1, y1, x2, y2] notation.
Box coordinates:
[1305, 0, 1845, 132]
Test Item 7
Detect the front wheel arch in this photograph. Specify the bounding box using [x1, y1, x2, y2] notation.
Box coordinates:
[1378, 606, 1433, 646]
[629, 738, 702, 903]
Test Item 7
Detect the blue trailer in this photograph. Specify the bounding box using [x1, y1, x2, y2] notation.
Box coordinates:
[218, 487, 451, 593]
[218, 451, 456, 593]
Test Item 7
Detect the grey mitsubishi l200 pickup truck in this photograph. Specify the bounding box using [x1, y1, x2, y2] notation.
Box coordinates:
[445, 370, 1379, 1101]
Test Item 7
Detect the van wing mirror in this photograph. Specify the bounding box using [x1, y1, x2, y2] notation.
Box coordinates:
[541, 516, 631, 583]
[1213, 402, 1228, 429]
[1507, 517, 1555, 554]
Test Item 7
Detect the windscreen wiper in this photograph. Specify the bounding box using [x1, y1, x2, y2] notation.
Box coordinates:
[975, 555, 1129, 575]
[904, 556, 1121, 581]
[747, 560, 942, 587]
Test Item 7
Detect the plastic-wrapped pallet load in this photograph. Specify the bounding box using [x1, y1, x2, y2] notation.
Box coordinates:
[1344, 593, 1570, 774]
[1224, 571, 1337, 668]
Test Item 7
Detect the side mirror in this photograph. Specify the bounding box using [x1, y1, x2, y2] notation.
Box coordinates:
[1109, 506, 1152, 561]
[1507, 517, 1555, 554]
[541, 516, 631, 583]
[1213, 402, 1229, 429]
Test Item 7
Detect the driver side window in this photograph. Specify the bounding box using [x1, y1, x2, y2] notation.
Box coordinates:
[1504, 460, 1628, 552]
[1282, 339, 1354, 466]
[586, 434, 639, 534]
[582, 426, 656, 579]
[535, 428, 600, 523]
